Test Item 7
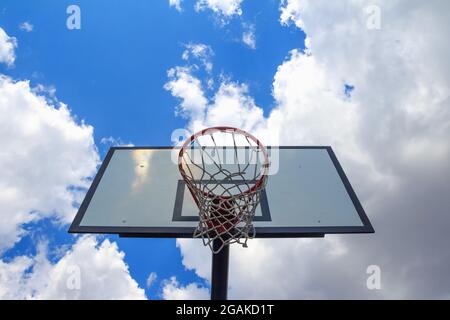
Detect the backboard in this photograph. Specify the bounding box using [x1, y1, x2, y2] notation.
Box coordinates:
[69, 146, 374, 238]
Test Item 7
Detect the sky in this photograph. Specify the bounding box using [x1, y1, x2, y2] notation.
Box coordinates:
[0, 0, 449, 299]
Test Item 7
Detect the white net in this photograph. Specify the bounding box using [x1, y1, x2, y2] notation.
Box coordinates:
[178, 127, 269, 253]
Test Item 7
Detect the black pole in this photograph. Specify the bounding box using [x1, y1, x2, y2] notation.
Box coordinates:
[210, 239, 229, 300]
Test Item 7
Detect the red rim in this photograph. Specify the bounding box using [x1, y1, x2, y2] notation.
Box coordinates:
[178, 126, 269, 207]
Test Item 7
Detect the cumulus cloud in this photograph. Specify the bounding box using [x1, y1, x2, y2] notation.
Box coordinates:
[166, 69, 269, 140]
[0, 27, 144, 300]
[195, 0, 243, 23]
[162, 276, 209, 300]
[168, 0, 450, 298]
[0, 76, 99, 252]
[0, 27, 17, 66]
[279, 0, 303, 29]
[177, 237, 355, 299]
[204, 82, 266, 133]
[0, 236, 146, 299]
[164, 66, 208, 126]
[165, 46, 269, 140]
[169, 0, 183, 12]
[19, 22, 34, 32]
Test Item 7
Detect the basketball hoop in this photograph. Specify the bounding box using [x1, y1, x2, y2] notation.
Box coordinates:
[178, 127, 270, 253]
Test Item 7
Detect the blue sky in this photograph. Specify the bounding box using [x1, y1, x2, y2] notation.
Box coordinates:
[1, 0, 449, 299]
[1, 0, 304, 146]
[0, 0, 305, 299]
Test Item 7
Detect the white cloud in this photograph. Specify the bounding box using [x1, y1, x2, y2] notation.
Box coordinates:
[0, 75, 99, 252]
[177, 237, 350, 299]
[164, 66, 208, 125]
[195, 0, 243, 23]
[146, 272, 157, 288]
[31, 83, 58, 105]
[165, 68, 269, 140]
[0, 34, 145, 300]
[176, 239, 211, 280]
[242, 24, 256, 49]
[19, 22, 34, 32]
[100, 136, 134, 147]
[204, 81, 266, 134]
[169, 0, 450, 298]
[0, 236, 146, 299]
[182, 43, 214, 73]
[162, 276, 209, 300]
[279, 0, 303, 29]
[0, 27, 17, 66]
[165, 48, 269, 139]
[169, 0, 182, 12]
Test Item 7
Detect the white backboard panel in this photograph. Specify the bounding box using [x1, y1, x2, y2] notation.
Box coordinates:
[69, 147, 374, 238]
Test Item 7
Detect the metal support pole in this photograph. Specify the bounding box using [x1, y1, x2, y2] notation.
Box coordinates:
[210, 239, 230, 300]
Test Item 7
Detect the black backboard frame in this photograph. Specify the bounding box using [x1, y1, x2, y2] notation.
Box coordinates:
[68, 146, 374, 238]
